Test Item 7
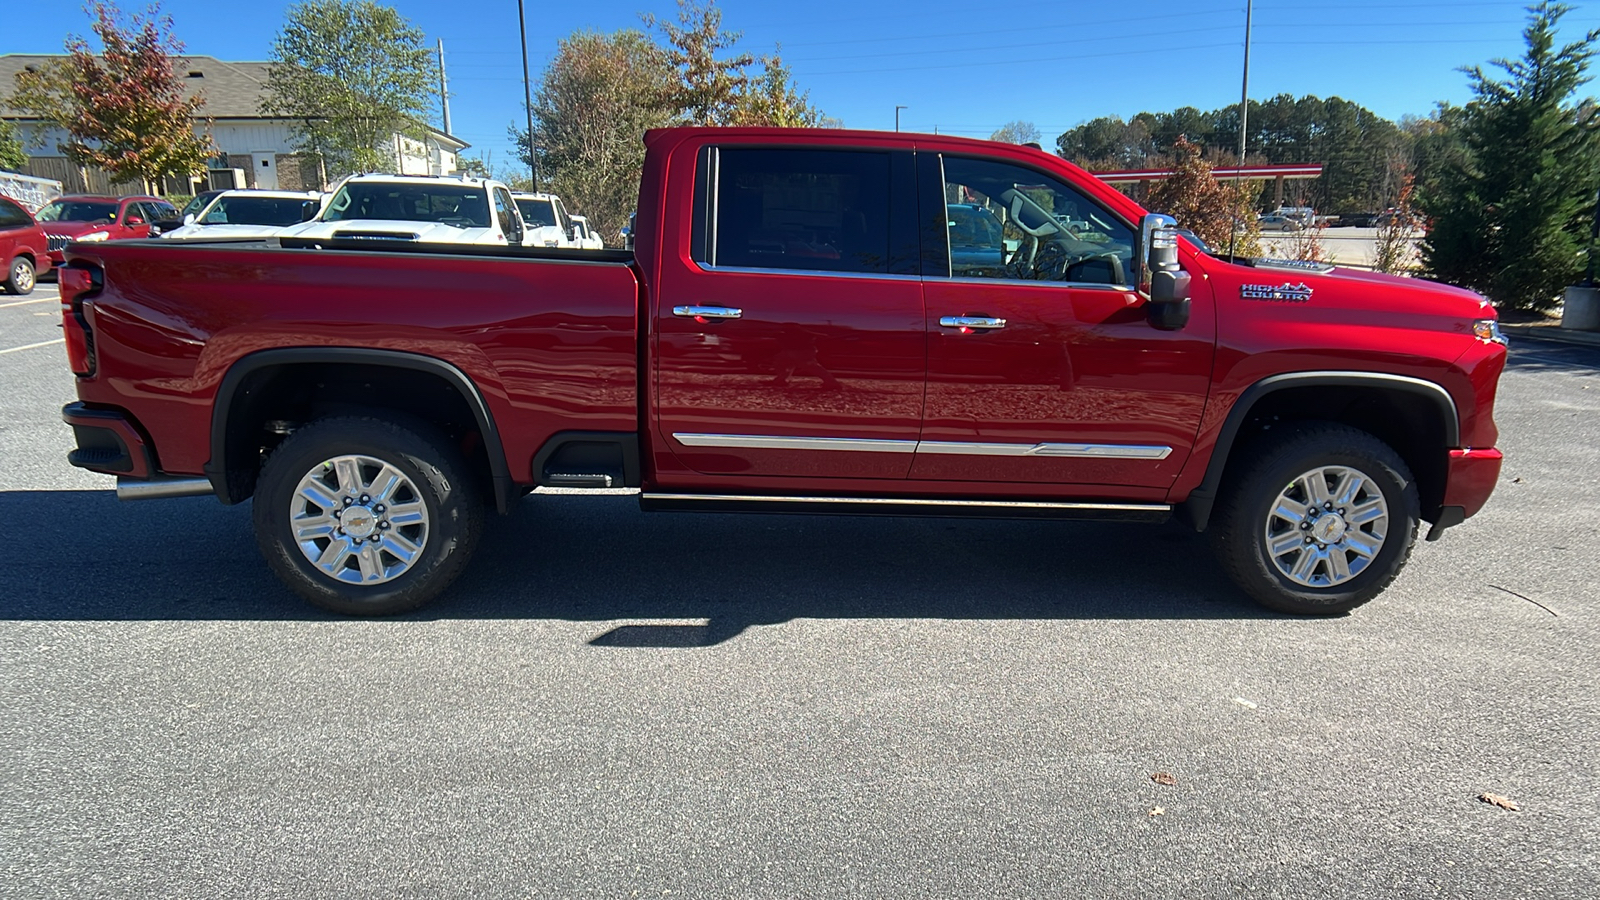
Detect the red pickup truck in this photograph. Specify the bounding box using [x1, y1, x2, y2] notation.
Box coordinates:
[57, 127, 1508, 617]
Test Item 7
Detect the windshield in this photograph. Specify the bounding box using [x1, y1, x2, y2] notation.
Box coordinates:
[36, 200, 118, 223]
[181, 193, 218, 219]
[515, 198, 556, 228]
[322, 183, 490, 227]
[199, 195, 312, 227]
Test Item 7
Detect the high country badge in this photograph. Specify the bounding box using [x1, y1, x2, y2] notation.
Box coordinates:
[1241, 282, 1314, 302]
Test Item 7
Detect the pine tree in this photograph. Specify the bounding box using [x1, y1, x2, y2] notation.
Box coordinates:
[1422, 2, 1600, 311]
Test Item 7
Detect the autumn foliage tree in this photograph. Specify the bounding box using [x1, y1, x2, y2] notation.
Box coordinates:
[10, 1, 213, 191]
[515, 30, 677, 240]
[1143, 136, 1261, 255]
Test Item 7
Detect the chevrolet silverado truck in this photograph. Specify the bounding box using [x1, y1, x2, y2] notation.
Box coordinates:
[57, 127, 1509, 617]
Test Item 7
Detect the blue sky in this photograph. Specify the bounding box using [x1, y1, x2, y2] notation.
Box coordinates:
[7, 0, 1596, 171]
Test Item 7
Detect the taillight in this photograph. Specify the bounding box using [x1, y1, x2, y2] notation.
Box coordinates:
[59, 265, 101, 377]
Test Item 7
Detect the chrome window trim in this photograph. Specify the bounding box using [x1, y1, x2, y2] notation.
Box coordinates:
[694, 262, 922, 283]
[934, 275, 1136, 292]
[674, 433, 1171, 460]
[643, 493, 1169, 513]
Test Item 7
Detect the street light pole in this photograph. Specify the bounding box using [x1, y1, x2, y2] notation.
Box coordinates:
[1228, 0, 1254, 259]
[895, 105, 908, 133]
[517, 0, 538, 190]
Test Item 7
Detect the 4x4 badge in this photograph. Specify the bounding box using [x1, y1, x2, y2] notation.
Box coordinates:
[1241, 282, 1314, 302]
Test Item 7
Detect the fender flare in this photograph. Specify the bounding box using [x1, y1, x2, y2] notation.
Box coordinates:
[1180, 371, 1460, 531]
[205, 347, 514, 513]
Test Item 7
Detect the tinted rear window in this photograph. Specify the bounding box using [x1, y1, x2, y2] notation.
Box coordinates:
[708, 148, 890, 274]
[0, 198, 33, 228]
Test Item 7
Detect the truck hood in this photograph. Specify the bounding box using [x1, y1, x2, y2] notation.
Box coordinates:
[1211, 256, 1496, 322]
[278, 219, 505, 245]
[523, 224, 568, 247]
[160, 223, 296, 240]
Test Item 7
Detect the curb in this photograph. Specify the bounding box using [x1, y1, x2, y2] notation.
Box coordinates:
[1498, 323, 1600, 349]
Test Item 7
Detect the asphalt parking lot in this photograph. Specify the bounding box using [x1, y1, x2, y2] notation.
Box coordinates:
[2, 282, 1597, 898]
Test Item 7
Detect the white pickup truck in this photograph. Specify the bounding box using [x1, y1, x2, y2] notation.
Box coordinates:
[279, 174, 527, 246]
[511, 191, 580, 248]
[568, 214, 605, 250]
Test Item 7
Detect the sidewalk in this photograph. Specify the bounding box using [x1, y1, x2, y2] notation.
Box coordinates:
[1499, 322, 1600, 348]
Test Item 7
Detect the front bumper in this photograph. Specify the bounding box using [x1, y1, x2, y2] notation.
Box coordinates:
[1427, 447, 1503, 540]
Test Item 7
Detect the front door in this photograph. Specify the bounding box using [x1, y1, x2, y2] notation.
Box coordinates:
[252, 152, 279, 190]
[912, 154, 1215, 489]
[653, 145, 925, 481]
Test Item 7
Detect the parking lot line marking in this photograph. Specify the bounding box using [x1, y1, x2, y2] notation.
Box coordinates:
[0, 298, 56, 310]
[0, 338, 65, 355]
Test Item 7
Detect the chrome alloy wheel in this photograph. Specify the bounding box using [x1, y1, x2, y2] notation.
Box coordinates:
[11, 260, 34, 293]
[289, 455, 430, 585]
[1263, 464, 1389, 588]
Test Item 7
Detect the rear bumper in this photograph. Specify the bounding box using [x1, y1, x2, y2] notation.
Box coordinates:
[62, 402, 153, 477]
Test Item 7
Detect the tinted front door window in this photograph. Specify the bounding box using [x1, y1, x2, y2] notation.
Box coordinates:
[941, 156, 1134, 286]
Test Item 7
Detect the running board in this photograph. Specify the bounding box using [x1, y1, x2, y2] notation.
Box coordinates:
[639, 493, 1171, 522]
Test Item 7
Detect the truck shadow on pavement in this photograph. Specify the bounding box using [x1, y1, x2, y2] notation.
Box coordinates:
[0, 490, 1267, 638]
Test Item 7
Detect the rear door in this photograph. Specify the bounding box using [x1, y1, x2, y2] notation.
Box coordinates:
[912, 153, 1216, 489]
[652, 143, 925, 481]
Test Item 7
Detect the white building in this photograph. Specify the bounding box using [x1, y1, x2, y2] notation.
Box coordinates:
[0, 54, 468, 194]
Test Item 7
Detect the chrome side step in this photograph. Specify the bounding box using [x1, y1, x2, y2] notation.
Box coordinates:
[639, 492, 1171, 523]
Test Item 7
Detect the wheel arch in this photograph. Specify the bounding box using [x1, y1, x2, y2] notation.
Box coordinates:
[1180, 371, 1459, 532]
[206, 347, 514, 513]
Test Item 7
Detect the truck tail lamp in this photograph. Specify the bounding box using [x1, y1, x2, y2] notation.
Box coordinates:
[59, 264, 102, 377]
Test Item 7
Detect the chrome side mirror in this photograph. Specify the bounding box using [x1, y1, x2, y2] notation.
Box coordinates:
[1140, 213, 1192, 331]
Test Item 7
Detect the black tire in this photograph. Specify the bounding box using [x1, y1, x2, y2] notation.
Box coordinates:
[1210, 422, 1420, 615]
[4, 256, 35, 295]
[253, 416, 484, 615]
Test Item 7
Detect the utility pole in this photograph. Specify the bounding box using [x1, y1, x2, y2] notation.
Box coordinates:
[1228, 0, 1254, 259]
[437, 40, 452, 136]
[895, 105, 908, 133]
[517, 0, 538, 190]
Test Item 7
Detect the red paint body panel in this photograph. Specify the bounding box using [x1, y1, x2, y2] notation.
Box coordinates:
[63, 127, 1507, 528]
[916, 278, 1215, 487]
[67, 241, 638, 482]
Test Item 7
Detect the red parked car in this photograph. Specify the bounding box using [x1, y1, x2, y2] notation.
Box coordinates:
[34, 194, 178, 269]
[0, 194, 50, 294]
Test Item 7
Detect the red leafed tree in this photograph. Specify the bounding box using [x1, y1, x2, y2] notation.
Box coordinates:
[1143, 135, 1261, 255]
[11, 1, 214, 191]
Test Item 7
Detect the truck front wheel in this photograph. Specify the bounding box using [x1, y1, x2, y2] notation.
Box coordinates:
[253, 416, 484, 615]
[1210, 423, 1420, 615]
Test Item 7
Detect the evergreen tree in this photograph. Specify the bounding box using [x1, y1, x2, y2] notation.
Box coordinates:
[1422, 2, 1600, 311]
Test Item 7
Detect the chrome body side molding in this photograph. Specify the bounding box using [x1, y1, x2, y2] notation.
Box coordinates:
[673, 433, 1172, 460]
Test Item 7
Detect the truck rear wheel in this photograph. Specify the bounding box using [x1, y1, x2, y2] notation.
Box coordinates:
[253, 416, 483, 615]
[1210, 423, 1419, 615]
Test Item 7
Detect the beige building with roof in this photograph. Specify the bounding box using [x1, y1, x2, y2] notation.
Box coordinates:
[0, 54, 468, 195]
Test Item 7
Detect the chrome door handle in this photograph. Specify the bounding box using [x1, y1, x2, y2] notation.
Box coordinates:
[673, 305, 743, 320]
[939, 315, 1007, 330]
